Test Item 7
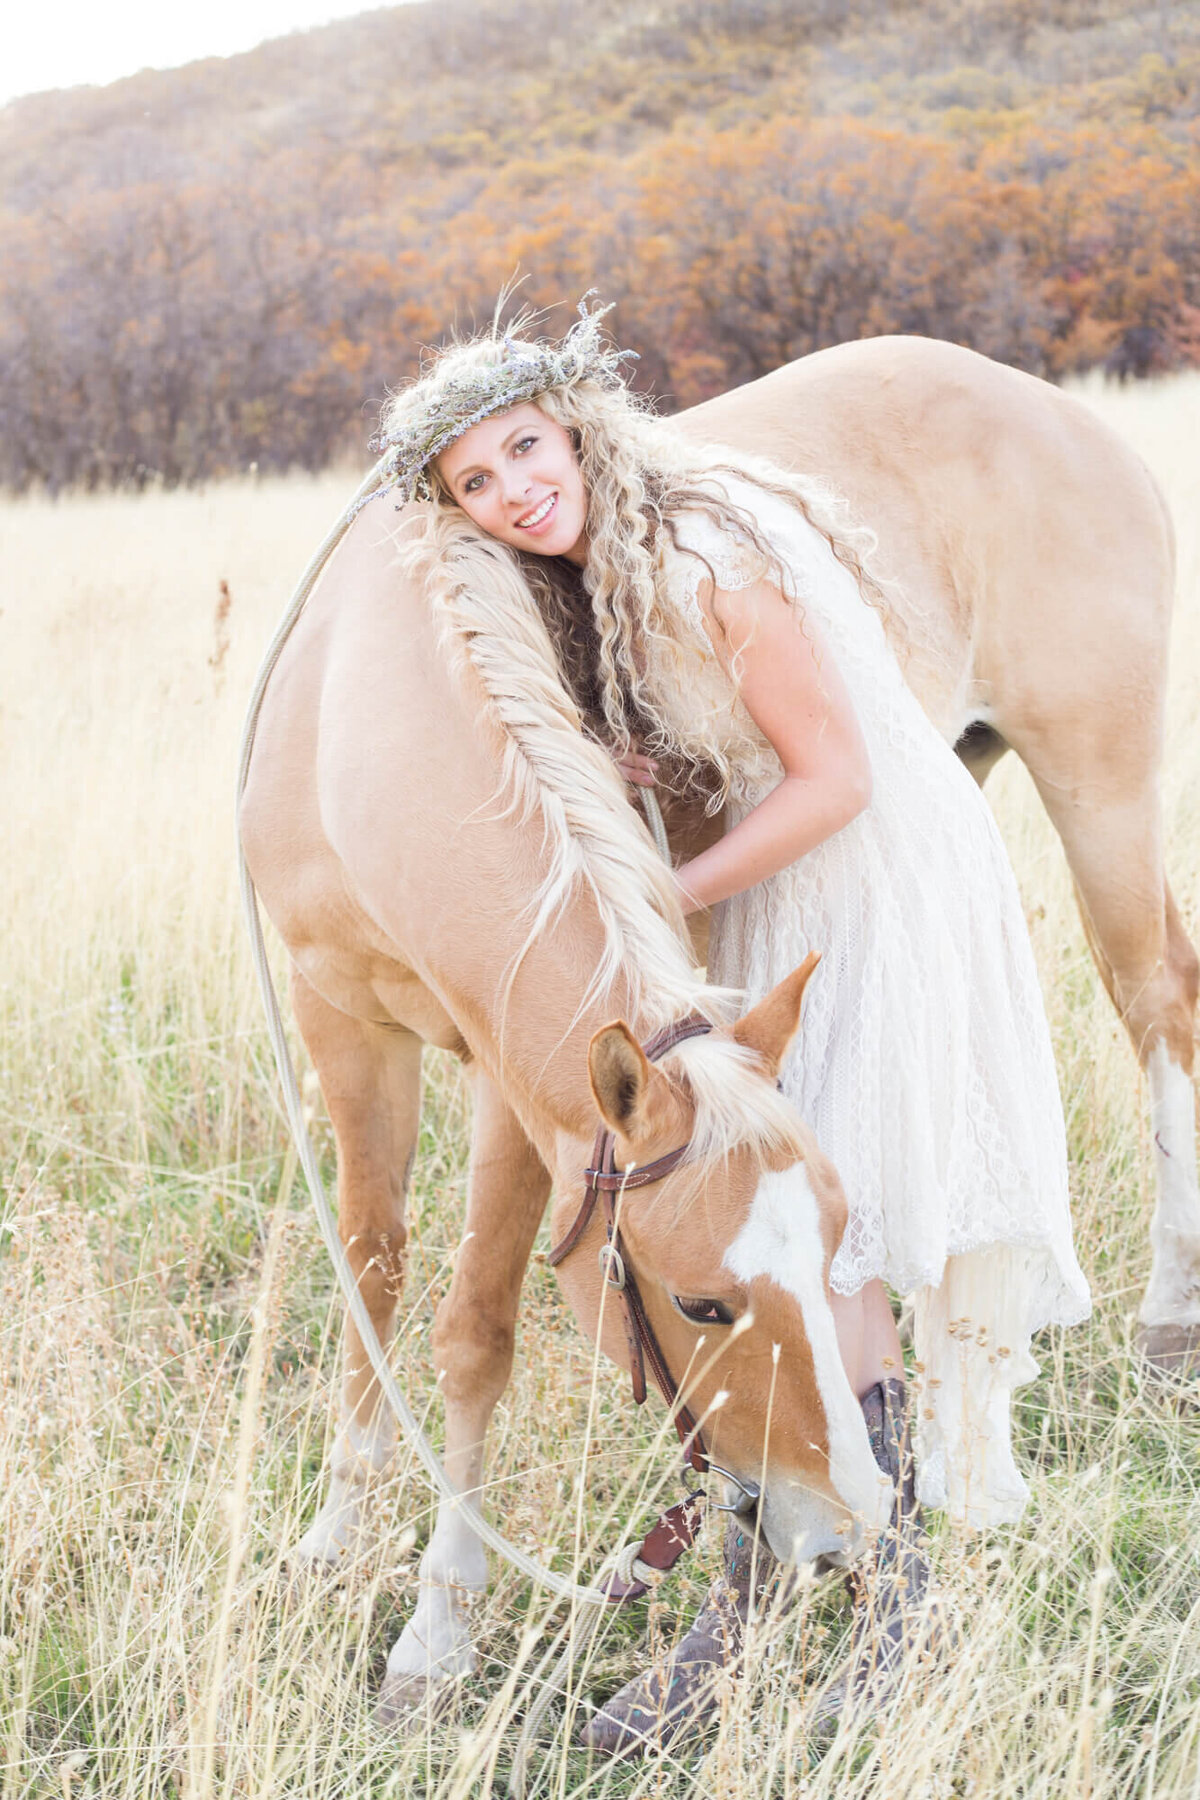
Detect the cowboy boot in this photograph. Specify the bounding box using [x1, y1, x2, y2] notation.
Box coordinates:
[579, 1515, 778, 1758]
[815, 1375, 931, 1723]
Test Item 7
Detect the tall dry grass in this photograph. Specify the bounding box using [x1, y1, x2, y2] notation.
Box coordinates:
[0, 381, 1198, 1799]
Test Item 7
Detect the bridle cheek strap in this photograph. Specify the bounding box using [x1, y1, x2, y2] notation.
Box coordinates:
[548, 1015, 714, 1476]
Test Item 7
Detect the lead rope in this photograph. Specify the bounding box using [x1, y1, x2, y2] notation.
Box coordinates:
[236, 471, 676, 1783]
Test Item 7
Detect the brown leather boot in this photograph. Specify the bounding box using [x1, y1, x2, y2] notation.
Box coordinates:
[579, 1516, 777, 1758]
[815, 1375, 932, 1723]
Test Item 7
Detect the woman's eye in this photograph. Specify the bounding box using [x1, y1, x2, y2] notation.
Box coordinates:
[463, 473, 486, 494]
[672, 1295, 737, 1327]
[514, 436, 537, 455]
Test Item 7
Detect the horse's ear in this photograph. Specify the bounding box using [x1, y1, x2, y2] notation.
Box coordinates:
[589, 1022, 652, 1135]
[732, 951, 821, 1077]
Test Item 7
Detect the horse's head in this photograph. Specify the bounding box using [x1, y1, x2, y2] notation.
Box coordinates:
[551, 955, 890, 1564]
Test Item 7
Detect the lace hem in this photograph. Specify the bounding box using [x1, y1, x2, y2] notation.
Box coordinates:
[911, 1243, 1090, 1529]
[828, 1224, 1091, 1324]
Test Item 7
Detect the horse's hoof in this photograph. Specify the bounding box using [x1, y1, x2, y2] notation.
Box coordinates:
[286, 1513, 378, 1576]
[375, 1670, 459, 1732]
[275, 1545, 359, 1604]
[282, 1540, 348, 1576]
[1135, 1323, 1200, 1382]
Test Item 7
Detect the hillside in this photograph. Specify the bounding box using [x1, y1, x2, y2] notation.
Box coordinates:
[2, 0, 1199, 487]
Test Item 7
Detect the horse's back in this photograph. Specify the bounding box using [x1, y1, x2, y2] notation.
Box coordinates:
[686, 336, 1174, 759]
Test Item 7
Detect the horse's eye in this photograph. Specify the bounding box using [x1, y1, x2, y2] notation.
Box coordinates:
[672, 1295, 737, 1327]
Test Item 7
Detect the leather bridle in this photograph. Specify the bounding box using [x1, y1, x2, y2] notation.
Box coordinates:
[546, 1012, 765, 1599]
[548, 1014, 716, 1475]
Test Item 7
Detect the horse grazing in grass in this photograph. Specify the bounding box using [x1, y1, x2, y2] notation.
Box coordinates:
[240, 334, 1198, 1718]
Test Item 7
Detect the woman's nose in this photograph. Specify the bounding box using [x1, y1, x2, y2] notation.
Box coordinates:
[501, 467, 533, 506]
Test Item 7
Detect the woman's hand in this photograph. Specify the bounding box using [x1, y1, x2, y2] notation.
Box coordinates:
[613, 747, 658, 788]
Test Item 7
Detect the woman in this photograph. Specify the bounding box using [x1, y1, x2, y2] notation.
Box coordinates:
[369, 301, 1090, 1745]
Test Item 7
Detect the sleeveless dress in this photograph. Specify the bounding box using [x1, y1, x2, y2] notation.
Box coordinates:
[654, 475, 1090, 1528]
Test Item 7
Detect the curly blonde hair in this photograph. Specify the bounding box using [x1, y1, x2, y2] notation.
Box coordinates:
[383, 319, 895, 814]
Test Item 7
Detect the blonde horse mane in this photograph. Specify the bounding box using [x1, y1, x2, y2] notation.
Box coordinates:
[409, 512, 808, 1166]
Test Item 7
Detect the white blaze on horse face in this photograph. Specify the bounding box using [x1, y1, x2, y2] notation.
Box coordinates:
[1141, 1041, 1200, 1328]
[723, 1165, 891, 1562]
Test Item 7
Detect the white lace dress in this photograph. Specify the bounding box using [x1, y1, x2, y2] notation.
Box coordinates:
[655, 476, 1091, 1527]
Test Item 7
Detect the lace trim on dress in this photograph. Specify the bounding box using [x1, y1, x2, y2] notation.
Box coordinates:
[663, 514, 769, 627]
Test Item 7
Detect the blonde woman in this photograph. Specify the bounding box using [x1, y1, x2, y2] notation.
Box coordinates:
[369, 303, 1089, 1751]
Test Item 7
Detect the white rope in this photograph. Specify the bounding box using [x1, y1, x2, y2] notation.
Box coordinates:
[236, 467, 672, 1617]
[611, 1539, 666, 1590]
[507, 1597, 607, 1795]
[637, 781, 671, 862]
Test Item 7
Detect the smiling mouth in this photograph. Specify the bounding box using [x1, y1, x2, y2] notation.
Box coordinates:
[515, 493, 557, 529]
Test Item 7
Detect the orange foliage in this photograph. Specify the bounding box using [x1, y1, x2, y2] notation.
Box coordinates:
[1, 0, 1198, 487]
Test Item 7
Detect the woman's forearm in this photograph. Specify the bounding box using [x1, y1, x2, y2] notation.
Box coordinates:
[673, 771, 870, 914]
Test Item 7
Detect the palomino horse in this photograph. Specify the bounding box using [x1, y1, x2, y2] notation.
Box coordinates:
[239, 335, 1197, 1716]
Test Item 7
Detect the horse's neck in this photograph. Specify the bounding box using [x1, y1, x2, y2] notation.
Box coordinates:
[310, 555, 701, 1152]
[436, 906, 668, 1156]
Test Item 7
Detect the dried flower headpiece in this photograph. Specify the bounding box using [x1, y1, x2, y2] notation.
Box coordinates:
[364, 293, 638, 509]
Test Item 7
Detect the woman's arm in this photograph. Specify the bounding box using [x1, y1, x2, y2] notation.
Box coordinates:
[672, 575, 872, 916]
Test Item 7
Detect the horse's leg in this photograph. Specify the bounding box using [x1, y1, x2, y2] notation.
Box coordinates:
[1141, 883, 1200, 1365]
[288, 971, 422, 1566]
[1031, 775, 1200, 1370]
[378, 1067, 551, 1719]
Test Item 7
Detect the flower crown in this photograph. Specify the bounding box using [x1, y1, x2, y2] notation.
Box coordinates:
[365, 294, 637, 508]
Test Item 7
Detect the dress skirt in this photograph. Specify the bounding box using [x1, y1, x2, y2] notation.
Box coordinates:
[661, 477, 1091, 1526]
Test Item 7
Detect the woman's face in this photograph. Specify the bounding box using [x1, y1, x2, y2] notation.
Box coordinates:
[434, 403, 589, 565]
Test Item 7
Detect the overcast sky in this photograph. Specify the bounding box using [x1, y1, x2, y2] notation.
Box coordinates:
[3, 0, 411, 108]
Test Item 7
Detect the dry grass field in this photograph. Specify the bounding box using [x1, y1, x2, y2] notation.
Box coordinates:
[1, 376, 1198, 1799]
